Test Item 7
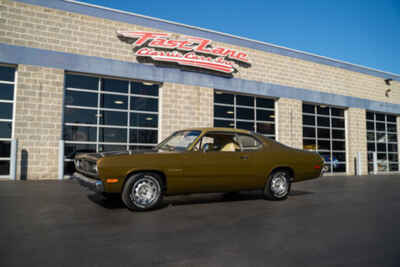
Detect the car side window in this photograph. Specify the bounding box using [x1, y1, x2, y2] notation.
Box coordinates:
[237, 134, 262, 151]
[197, 133, 241, 152]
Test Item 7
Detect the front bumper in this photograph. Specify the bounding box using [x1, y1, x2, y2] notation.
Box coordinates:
[73, 172, 104, 193]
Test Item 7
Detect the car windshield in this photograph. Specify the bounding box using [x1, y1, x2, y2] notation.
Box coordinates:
[157, 130, 201, 151]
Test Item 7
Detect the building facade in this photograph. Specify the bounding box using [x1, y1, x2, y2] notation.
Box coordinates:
[0, 0, 399, 180]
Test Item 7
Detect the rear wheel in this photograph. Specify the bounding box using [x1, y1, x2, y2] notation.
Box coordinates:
[122, 172, 163, 211]
[264, 170, 291, 200]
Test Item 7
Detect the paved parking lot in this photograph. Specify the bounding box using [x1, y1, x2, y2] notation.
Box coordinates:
[0, 175, 400, 267]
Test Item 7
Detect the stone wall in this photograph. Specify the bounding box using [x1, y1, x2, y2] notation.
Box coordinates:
[346, 108, 368, 175]
[276, 98, 303, 149]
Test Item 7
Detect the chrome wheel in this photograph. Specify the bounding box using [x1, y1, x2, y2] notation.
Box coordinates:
[269, 172, 289, 198]
[130, 175, 161, 209]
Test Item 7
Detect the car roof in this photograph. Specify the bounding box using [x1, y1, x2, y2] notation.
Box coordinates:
[182, 127, 252, 134]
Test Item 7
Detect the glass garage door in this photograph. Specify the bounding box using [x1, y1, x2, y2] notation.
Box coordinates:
[0, 66, 15, 178]
[63, 73, 159, 175]
[366, 111, 398, 173]
[213, 90, 276, 139]
[302, 103, 346, 174]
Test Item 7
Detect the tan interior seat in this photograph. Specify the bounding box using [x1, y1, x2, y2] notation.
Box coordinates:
[220, 142, 239, 152]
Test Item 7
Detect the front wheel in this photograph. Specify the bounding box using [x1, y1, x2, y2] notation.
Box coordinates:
[122, 172, 163, 211]
[264, 170, 291, 200]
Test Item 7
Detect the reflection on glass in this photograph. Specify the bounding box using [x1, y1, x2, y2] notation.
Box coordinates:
[256, 110, 274, 121]
[99, 127, 127, 143]
[99, 144, 127, 152]
[131, 113, 158, 128]
[131, 82, 159, 96]
[256, 123, 274, 134]
[214, 105, 234, 119]
[64, 143, 97, 158]
[214, 119, 234, 128]
[303, 139, 316, 150]
[100, 94, 128, 110]
[130, 129, 158, 144]
[63, 125, 97, 142]
[64, 108, 98, 124]
[131, 97, 158, 112]
[99, 110, 127, 126]
[214, 91, 234, 105]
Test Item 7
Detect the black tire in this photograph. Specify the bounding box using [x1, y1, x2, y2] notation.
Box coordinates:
[264, 170, 291, 201]
[122, 172, 164, 211]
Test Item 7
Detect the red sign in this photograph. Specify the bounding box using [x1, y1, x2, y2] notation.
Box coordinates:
[117, 31, 250, 74]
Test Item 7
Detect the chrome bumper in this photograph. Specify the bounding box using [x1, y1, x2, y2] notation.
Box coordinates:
[73, 172, 104, 193]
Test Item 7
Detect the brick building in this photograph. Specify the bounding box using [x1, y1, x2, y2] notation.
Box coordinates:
[0, 0, 399, 180]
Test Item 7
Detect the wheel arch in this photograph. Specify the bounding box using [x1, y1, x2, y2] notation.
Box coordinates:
[268, 166, 295, 182]
[123, 169, 167, 192]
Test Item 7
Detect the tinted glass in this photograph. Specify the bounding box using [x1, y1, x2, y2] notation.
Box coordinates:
[317, 128, 330, 139]
[303, 104, 315, 114]
[318, 140, 330, 150]
[214, 92, 234, 104]
[389, 164, 399, 171]
[256, 110, 274, 121]
[387, 124, 397, 133]
[63, 125, 97, 142]
[367, 121, 374, 130]
[388, 133, 397, 142]
[376, 132, 386, 143]
[387, 115, 396, 123]
[237, 134, 261, 149]
[130, 129, 158, 144]
[0, 83, 14, 100]
[376, 122, 385, 131]
[0, 141, 11, 157]
[99, 127, 127, 143]
[332, 129, 345, 139]
[0, 122, 12, 138]
[237, 121, 254, 131]
[331, 118, 344, 128]
[317, 106, 330, 115]
[100, 94, 128, 110]
[101, 78, 128, 94]
[367, 143, 375, 152]
[64, 108, 98, 125]
[333, 152, 346, 162]
[366, 132, 375, 141]
[0, 66, 15, 82]
[130, 113, 158, 128]
[388, 153, 398, 162]
[366, 112, 374, 120]
[131, 82, 158, 96]
[0, 102, 12, 119]
[99, 144, 127, 152]
[65, 90, 98, 107]
[333, 163, 346, 173]
[332, 141, 345, 151]
[331, 108, 344, 117]
[317, 117, 330, 127]
[236, 95, 254, 106]
[377, 143, 387, 152]
[303, 127, 315, 138]
[214, 105, 234, 119]
[303, 115, 315, 126]
[64, 143, 96, 158]
[131, 97, 158, 112]
[256, 123, 274, 134]
[65, 74, 98, 91]
[388, 144, 398, 152]
[214, 119, 234, 128]
[375, 113, 385, 122]
[0, 160, 10, 175]
[130, 145, 155, 151]
[303, 139, 316, 150]
[99, 110, 127, 126]
[237, 107, 254, 120]
[256, 98, 274, 109]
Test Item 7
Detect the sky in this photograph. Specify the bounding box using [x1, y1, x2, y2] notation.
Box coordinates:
[80, 0, 400, 75]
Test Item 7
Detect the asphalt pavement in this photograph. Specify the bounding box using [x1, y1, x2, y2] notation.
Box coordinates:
[0, 175, 399, 267]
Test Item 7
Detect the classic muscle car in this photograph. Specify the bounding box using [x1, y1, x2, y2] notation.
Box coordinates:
[73, 128, 324, 211]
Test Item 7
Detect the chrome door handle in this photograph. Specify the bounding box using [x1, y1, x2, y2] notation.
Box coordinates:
[240, 156, 248, 160]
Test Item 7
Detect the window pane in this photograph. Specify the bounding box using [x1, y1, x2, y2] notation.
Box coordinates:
[237, 121, 254, 131]
[375, 113, 385, 122]
[65, 90, 98, 107]
[0, 102, 12, 119]
[367, 143, 375, 152]
[0, 66, 15, 82]
[130, 145, 155, 151]
[130, 113, 158, 128]
[236, 95, 254, 106]
[389, 164, 399, 172]
[376, 132, 386, 143]
[388, 153, 398, 162]
[332, 118, 344, 128]
[214, 119, 234, 128]
[332, 163, 346, 173]
[99, 127, 127, 143]
[366, 132, 375, 141]
[388, 133, 397, 142]
[388, 144, 398, 152]
[376, 122, 385, 131]
[100, 94, 128, 110]
[0, 83, 14, 100]
[333, 152, 346, 162]
[63, 125, 97, 142]
[367, 121, 374, 130]
[99, 144, 127, 152]
[303, 127, 315, 138]
[332, 129, 345, 139]
[65, 74, 98, 91]
[214, 92, 234, 104]
[366, 112, 374, 120]
[317, 128, 330, 139]
[317, 116, 330, 127]
[387, 124, 397, 133]
[101, 78, 128, 94]
[303, 139, 316, 150]
[131, 82, 158, 96]
[237, 134, 261, 149]
[256, 109, 274, 121]
[331, 108, 344, 117]
[130, 129, 158, 144]
[99, 110, 127, 126]
[256, 98, 274, 109]
[64, 108, 98, 125]
[317, 106, 329, 115]
[214, 105, 234, 119]
[377, 143, 387, 152]
[0, 141, 11, 157]
[0, 160, 10, 175]
[0, 122, 12, 138]
[256, 123, 274, 134]
[64, 143, 97, 158]
[387, 115, 396, 123]
[303, 104, 315, 114]
[332, 141, 345, 151]
[377, 153, 387, 161]
[237, 107, 254, 120]
[318, 140, 330, 150]
[303, 115, 315, 126]
[131, 97, 158, 112]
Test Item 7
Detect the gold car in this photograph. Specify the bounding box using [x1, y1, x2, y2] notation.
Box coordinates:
[74, 128, 324, 211]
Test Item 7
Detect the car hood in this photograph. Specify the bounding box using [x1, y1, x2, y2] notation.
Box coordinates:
[75, 149, 175, 161]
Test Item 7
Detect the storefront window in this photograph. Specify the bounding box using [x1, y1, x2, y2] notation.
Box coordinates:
[366, 111, 398, 173]
[213, 91, 275, 139]
[63, 73, 159, 175]
[302, 104, 346, 174]
[0, 65, 15, 177]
